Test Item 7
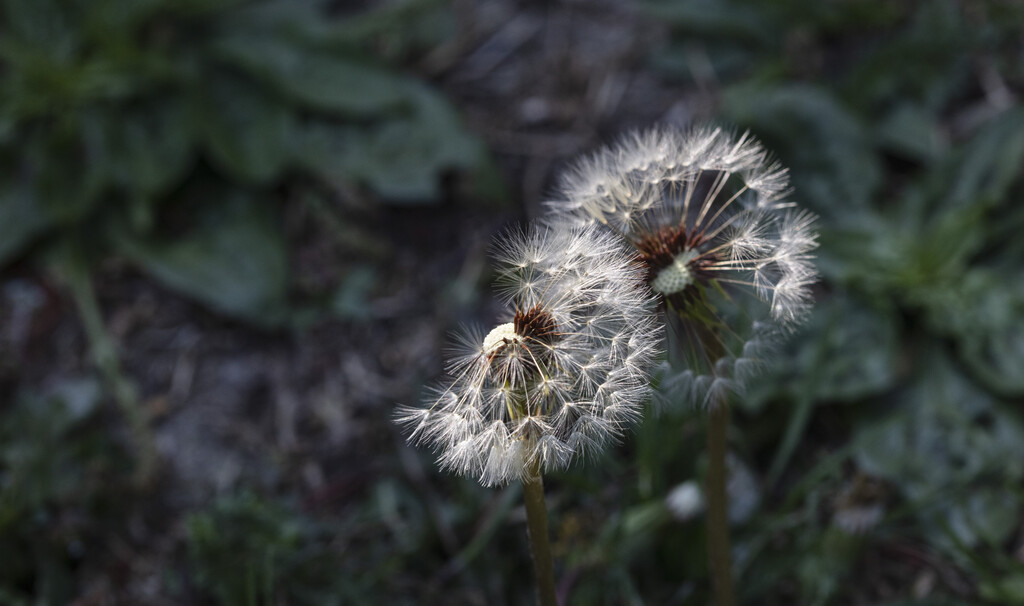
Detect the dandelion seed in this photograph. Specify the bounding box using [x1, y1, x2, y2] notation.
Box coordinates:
[396, 225, 660, 486]
[549, 126, 819, 404]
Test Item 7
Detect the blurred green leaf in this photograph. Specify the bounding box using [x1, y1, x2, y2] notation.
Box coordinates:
[645, 0, 771, 44]
[876, 599, 976, 606]
[943, 108, 1024, 212]
[892, 106, 1024, 230]
[0, 377, 125, 606]
[841, 0, 970, 111]
[297, 83, 491, 202]
[962, 324, 1024, 398]
[0, 378, 106, 509]
[80, 0, 166, 33]
[750, 293, 902, 407]
[23, 127, 108, 225]
[330, 265, 376, 319]
[353, 84, 490, 202]
[745, 294, 904, 485]
[0, 174, 49, 264]
[191, 73, 295, 184]
[723, 84, 882, 217]
[825, 198, 987, 304]
[116, 194, 288, 325]
[980, 572, 1024, 605]
[213, 35, 411, 117]
[795, 528, 863, 606]
[90, 99, 195, 198]
[0, 0, 501, 315]
[0, 0, 81, 61]
[921, 268, 1024, 396]
[187, 492, 348, 606]
[853, 351, 1024, 548]
[875, 103, 945, 163]
[943, 488, 1020, 549]
[800, 297, 901, 402]
[224, 0, 452, 52]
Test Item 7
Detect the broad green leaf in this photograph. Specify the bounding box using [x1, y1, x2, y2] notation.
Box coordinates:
[723, 84, 882, 217]
[943, 488, 1020, 549]
[944, 107, 1024, 211]
[331, 0, 454, 58]
[922, 269, 1021, 338]
[187, 492, 350, 606]
[88, 100, 195, 199]
[353, 84, 489, 202]
[0, 173, 49, 264]
[649, 42, 757, 83]
[191, 72, 295, 184]
[799, 295, 900, 402]
[116, 195, 288, 325]
[82, 0, 166, 33]
[24, 126, 107, 225]
[795, 528, 862, 606]
[841, 0, 970, 111]
[746, 293, 902, 410]
[980, 572, 1024, 605]
[0, 377, 122, 606]
[876, 599, 976, 606]
[231, 0, 451, 54]
[853, 351, 1024, 547]
[875, 103, 944, 163]
[330, 266, 376, 320]
[922, 268, 1024, 396]
[825, 200, 986, 303]
[0, 377, 110, 516]
[0, 0, 81, 61]
[296, 83, 490, 202]
[292, 121, 363, 182]
[644, 0, 773, 44]
[897, 105, 1024, 226]
[962, 326, 1024, 397]
[213, 34, 410, 117]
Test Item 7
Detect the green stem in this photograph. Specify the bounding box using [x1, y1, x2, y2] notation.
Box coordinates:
[521, 465, 558, 606]
[706, 400, 735, 606]
[765, 395, 814, 488]
[63, 263, 157, 486]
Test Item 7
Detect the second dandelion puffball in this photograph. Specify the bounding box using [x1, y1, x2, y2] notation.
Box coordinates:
[550, 127, 819, 404]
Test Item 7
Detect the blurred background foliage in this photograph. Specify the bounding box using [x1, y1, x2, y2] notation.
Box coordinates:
[0, 0, 497, 324]
[1, 0, 1023, 604]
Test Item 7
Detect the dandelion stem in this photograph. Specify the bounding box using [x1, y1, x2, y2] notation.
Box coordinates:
[706, 399, 735, 606]
[60, 257, 157, 486]
[522, 464, 558, 606]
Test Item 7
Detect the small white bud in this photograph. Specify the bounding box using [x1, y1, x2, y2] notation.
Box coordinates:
[482, 322, 518, 353]
[666, 481, 704, 521]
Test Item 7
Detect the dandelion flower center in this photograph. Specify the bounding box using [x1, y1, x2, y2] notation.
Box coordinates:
[483, 322, 518, 353]
[650, 249, 700, 295]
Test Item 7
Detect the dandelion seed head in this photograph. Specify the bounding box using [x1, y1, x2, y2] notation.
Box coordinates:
[549, 126, 818, 404]
[397, 224, 661, 486]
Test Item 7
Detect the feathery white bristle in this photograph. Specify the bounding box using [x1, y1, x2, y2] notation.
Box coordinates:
[548, 126, 818, 404]
[398, 224, 661, 486]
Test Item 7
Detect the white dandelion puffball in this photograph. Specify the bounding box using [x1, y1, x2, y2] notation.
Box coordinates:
[549, 126, 818, 405]
[397, 225, 661, 486]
